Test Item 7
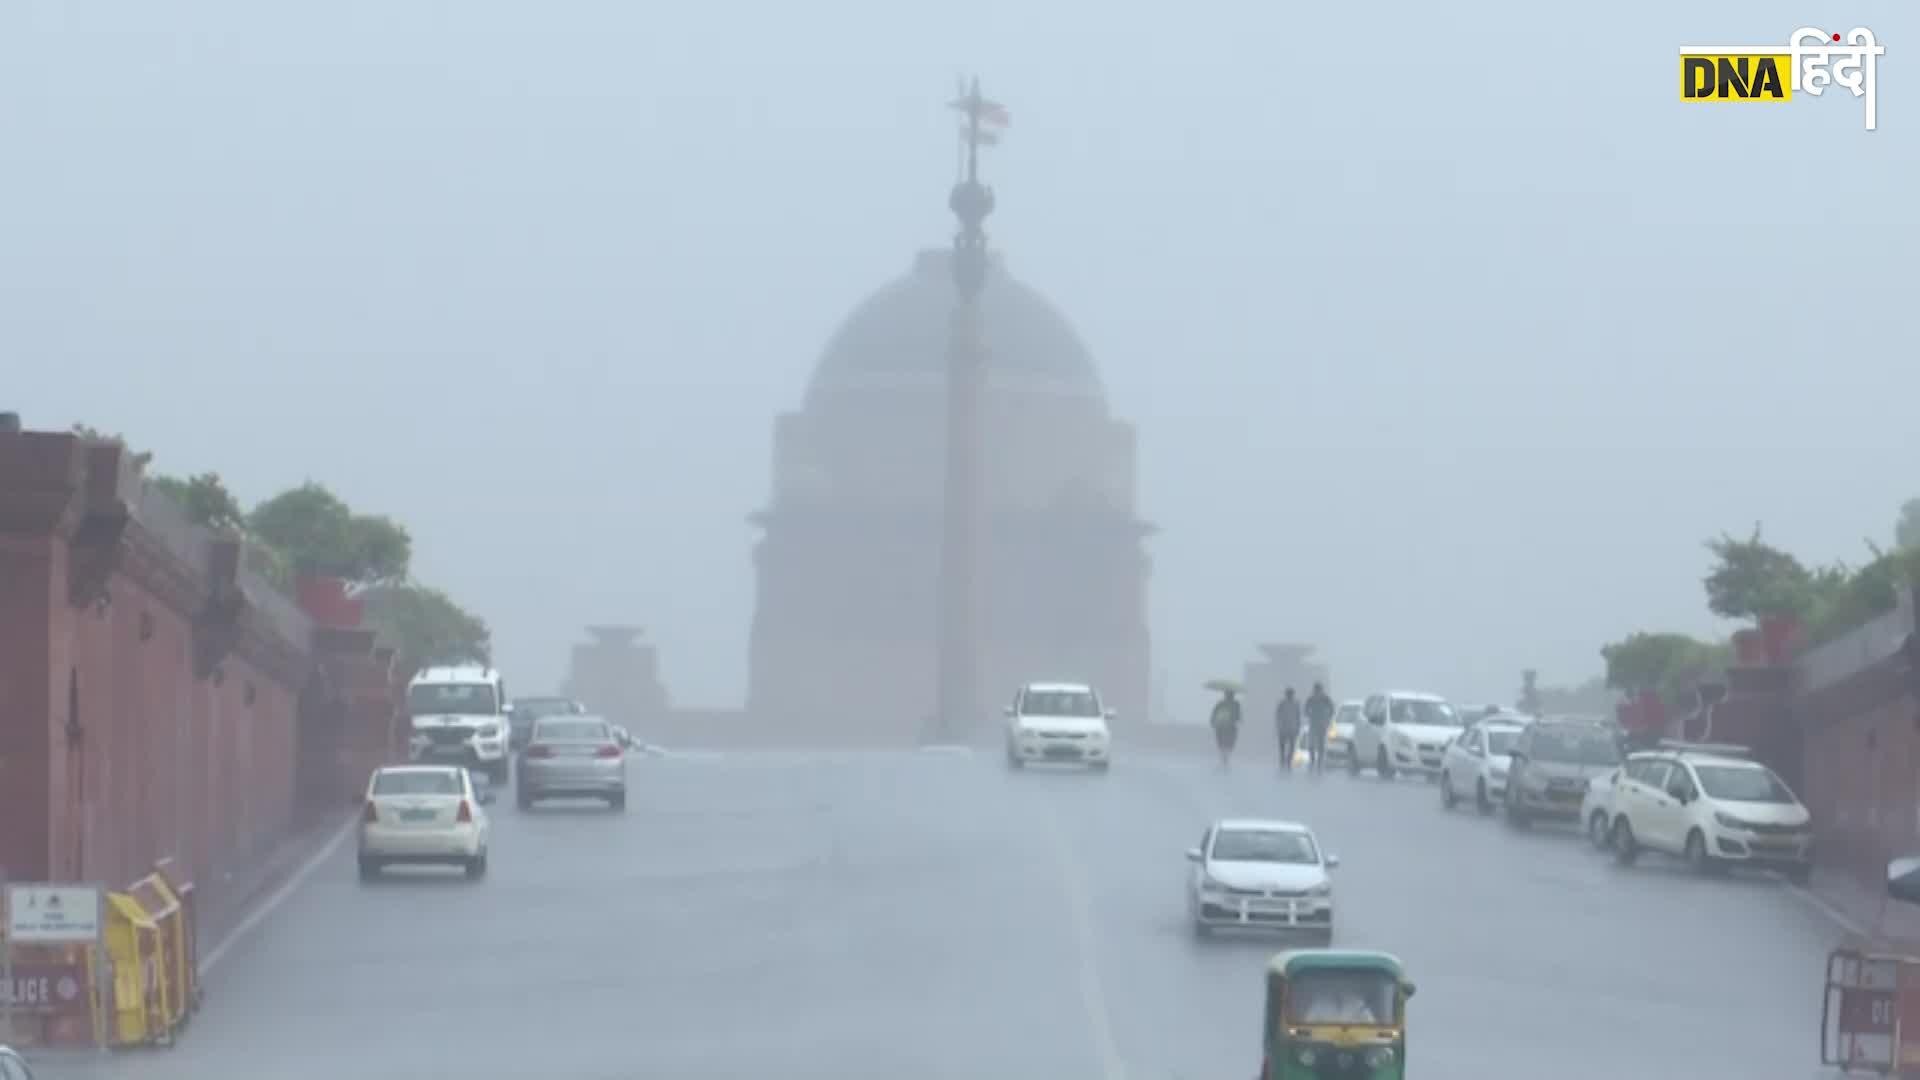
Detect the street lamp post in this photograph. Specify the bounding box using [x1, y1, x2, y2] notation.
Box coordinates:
[933, 79, 1006, 743]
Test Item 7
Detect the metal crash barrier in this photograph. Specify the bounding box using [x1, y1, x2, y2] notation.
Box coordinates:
[1822, 948, 1920, 1074]
[1, 861, 200, 1050]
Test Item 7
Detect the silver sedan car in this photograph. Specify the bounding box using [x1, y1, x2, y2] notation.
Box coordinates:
[516, 715, 628, 811]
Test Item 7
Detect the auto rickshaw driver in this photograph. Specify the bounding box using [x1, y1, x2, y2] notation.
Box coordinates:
[1261, 949, 1414, 1079]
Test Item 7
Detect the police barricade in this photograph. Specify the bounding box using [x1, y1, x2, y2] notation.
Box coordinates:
[102, 890, 173, 1046]
[150, 857, 201, 1015]
[0, 942, 100, 1048]
[1821, 948, 1916, 1073]
[124, 872, 189, 1038]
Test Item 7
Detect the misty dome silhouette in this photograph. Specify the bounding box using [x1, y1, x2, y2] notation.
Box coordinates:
[803, 248, 1107, 409]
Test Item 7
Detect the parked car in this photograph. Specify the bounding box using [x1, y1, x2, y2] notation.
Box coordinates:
[1439, 719, 1524, 814]
[1605, 742, 1812, 882]
[1504, 719, 1623, 827]
[1, 1046, 38, 1080]
[1349, 691, 1462, 779]
[1325, 700, 1363, 764]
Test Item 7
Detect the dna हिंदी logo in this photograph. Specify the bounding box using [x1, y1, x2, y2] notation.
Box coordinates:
[1679, 27, 1883, 130]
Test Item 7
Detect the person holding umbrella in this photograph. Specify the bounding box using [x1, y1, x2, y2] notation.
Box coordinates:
[1206, 679, 1243, 770]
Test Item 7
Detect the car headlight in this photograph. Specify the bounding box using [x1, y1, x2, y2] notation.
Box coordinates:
[1295, 1048, 1318, 1067]
[1363, 1046, 1396, 1067]
[1309, 882, 1332, 897]
[1714, 811, 1749, 830]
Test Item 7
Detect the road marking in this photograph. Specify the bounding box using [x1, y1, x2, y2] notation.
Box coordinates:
[1042, 809, 1127, 1080]
[1787, 881, 1869, 937]
[202, 815, 355, 972]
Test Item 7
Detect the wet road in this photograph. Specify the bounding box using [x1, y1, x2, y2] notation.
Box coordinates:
[39, 748, 1842, 1079]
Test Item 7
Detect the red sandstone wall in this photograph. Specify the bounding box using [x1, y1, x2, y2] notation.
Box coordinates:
[1799, 648, 1919, 890]
[0, 430, 396, 897]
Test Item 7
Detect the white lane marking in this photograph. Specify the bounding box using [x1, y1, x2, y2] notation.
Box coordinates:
[1042, 809, 1128, 1080]
[1787, 882, 1869, 937]
[202, 815, 355, 972]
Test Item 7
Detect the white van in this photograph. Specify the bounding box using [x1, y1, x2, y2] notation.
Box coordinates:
[406, 665, 511, 784]
[1349, 690, 1463, 779]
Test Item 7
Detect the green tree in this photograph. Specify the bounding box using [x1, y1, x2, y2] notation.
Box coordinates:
[1703, 525, 1815, 620]
[149, 472, 247, 532]
[361, 584, 492, 675]
[1601, 632, 1722, 698]
[1898, 498, 1920, 550]
[248, 483, 411, 585]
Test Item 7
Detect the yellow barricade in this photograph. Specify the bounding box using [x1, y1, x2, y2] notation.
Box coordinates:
[151, 857, 201, 1015]
[102, 891, 172, 1046]
[126, 872, 189, 1037]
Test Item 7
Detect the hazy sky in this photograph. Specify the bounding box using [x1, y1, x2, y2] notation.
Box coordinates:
[6, 0, 1916, 717]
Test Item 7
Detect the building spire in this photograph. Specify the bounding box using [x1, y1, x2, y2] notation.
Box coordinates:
[946, 77, 1006, 301]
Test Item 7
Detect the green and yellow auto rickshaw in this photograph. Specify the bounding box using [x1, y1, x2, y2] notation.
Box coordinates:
[1261, 949, 1414, 1079]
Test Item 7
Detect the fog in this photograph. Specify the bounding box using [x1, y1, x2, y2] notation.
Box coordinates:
[4, 0, 1916, 718]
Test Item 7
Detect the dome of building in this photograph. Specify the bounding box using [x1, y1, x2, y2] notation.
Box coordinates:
[803, 248, 1106, 409]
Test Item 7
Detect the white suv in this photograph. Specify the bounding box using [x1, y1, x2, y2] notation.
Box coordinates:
[1005, 682, 1113, 772]
[1605, 744, 1813, 882]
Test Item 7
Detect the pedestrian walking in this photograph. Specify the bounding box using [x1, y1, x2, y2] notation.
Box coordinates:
[1304, 682, 1336, 774]
[1275, 687, 1302, 772]
[1210, 688, 1243, 771]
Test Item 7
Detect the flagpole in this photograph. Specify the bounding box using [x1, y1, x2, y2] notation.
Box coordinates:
[932, 78, 1005, 743]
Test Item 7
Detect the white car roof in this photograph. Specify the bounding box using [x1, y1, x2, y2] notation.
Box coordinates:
[373, 764, 466, 776]
[1213, 817, 1312, 834]
[1480, 720, 1525, 733]
[1338, 699, 1364, 707]
[1023, 682, 1095, 694]
[1383, 690, 1447, 702]
[409, 665, 500, 686]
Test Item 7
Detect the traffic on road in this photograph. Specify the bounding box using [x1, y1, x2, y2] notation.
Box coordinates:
[10, 681, 1854, 1080]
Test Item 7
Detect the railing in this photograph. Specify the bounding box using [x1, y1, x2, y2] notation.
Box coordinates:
[1798, 592, 1916, 695]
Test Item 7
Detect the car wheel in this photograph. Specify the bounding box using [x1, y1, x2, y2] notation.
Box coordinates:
[516, 790, 534, 811]
[1375, 747, 1395, 780]
[1477, 780, 1495, 815]
[1006, 746, 1024, 770]
[1346, 750, 1360, 777]
[1588, 810, 1611, 849]
[1440, 772, 1458, 808]
[1191, 919, 1211, 940]
[1316, 927, 1335, 947]
[488, 761, 510, 787]
[357, 856, 381, 882]
[609, 791, 627, 811]
[1611, 817, 1639, 865]
[465, 852, 488, 880]
[1684, 829, 1718, 874]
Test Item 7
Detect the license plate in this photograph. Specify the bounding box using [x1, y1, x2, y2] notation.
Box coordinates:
[399, 809, 437, 823]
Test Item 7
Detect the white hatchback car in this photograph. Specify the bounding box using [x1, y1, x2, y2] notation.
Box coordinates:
[1606, 745, 1813, 882]
[1349, 691, 1463, 779]
[1186, 818, 1338, 942]
[1438, 720, 1524, 814]
[358, 765, 494, 882]
[1004, 682, 1113, 771]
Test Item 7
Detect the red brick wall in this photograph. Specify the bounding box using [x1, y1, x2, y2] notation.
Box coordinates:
[1799, 649, 1919, 890]
[0, 429, 378, 896]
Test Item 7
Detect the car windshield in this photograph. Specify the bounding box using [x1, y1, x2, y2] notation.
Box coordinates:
[1696, 764, 1796, 803]
[1210, 829, 1319, 864]
[1022, 690, 1101, 717]
[1530, 727, 1621, 765]
[1285, 970, 1399, 1025]
[1487, 728, 1521, 755]
[373, 770, 462, 796]
[408, 682, 498, 716]
[1392, 699, 1460, 727]
[536, 718, 610, 742]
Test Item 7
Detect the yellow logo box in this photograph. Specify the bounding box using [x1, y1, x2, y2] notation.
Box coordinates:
[1680, 54, 1794, 100]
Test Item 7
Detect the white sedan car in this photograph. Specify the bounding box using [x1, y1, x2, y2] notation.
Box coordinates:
[1438, 720, 1524, 814]
[1186, 818, 1338, 942]
[358, 765, 493, 882]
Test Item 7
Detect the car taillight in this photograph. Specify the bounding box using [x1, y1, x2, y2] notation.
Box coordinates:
[524, 745, 554, 758]
[456, 800, 473, 823]
[594, 745, 622, 759]
[362, 801, 378, 824]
